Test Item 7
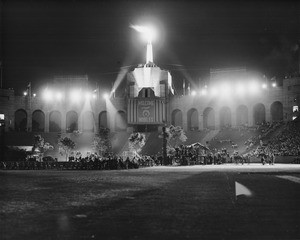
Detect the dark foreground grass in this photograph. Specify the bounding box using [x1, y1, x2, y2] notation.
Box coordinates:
[1, 165, 300, 240]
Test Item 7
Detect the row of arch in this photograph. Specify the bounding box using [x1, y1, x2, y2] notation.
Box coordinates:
[14, 110, 127, 132]
[172, 102, 283, 130]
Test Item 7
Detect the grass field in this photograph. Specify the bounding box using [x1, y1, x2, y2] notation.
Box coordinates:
[1, 164, 300, 239]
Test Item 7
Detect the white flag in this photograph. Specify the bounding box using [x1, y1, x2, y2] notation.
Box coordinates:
[235, 181, 252, 198]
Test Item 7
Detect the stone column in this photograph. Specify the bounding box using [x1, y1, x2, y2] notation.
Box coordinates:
[182, 110, 188, 131]
[45, 112, 49, 133]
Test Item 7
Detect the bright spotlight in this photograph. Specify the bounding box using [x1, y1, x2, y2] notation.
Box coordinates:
[236, 84, 245, 95]
[248, 81, 259, 94]
[272, 82, 276, 87]
[221, 83, 231, 97]
[131, 25, 156, 43]
[262, 83, 267, 89]
[103, 93, 109, 100]
[55, 92, 63, 101]
[201, 89, 207, 96]
[43, 89, 53, 101]
[70, 90, 81, 102]
[92, 93, 97, 99]
[23, 91, 28, 96]
[191, 90, 196, 96]
[85, 92, 91, 100]
[210, 87, 219, 96]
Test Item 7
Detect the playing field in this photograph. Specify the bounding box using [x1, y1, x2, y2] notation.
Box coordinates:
[1, 164, 300, 239]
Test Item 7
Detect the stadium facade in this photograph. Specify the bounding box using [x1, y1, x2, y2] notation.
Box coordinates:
[0, 68, 299, 135]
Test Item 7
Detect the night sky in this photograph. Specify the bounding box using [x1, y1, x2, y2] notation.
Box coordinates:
[1, 0, 300, 94]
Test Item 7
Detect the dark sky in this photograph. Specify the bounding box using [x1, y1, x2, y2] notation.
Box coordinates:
[1, 0, 300, 94]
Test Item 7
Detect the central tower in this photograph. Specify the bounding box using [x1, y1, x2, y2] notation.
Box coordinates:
[126, 25, 174, 132]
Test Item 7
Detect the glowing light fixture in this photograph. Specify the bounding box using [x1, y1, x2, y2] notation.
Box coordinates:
[23, 91, 28, 96]
[248, 81, 259, 94]
[70, 89, 81, 102]
[103, 93, 109, 100]
[221, 83, 231, 97]
[92, 93, 97, 99]
[201, 89, 207, 96]
[236, 83, 245, 95]
[262, 83, 267, 89]
[43, 89, 53, 101]
[55, 92, 63, 101]
[131, 24, 156, 63]
[272, 82, 276, 87]
[191, 90, 196, 96]
[210, 87, 219, 96]
[33, 93, 36, 97]
[85, 92, 91, 100]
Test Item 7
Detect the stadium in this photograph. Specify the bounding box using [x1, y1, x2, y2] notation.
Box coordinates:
[0, 31, 300, 163]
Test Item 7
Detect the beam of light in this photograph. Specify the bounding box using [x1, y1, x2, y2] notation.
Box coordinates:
[220, 83, 231, 97]
[248, 81, 259, 94]
[210, 87, 219, 96]
[235, 83, 245, 95]
[55, 92, 63, 101]
[103, 93, 109, 100]
[201, 89, 207, 96]
[85, 92, 91, 100]
[70, 89, 82, 103]
[43, 89, 53, 101]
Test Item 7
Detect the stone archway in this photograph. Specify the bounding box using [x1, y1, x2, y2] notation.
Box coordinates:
[236, 105, 248, 126]
[83, 111, 94, 132]
[32, 110, 45, 132]
[220, 106, 231, 127]
[203, 107, 215, 129]
[66, 111, 78, 133]
[270, 101, 283, 122]
[49, 111, 62, 132]
[253, 103, 266, 125]
[15, 109, 27, 131]
[171, 109, 183, 127]
[99, 111, 109, 129]
[187, 108, 199, 131]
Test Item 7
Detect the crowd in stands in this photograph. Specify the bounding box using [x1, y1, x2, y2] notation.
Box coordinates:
[252, 121, 300, 157]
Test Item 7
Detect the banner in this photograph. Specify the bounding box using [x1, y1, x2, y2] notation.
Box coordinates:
[137, 100, 155, 123]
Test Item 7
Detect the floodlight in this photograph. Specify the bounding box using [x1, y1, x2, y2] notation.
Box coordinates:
[272, 82, 276, 87]
[131, 25, 156, 43]
[210, 87, 219, 96]
[103, 93, 109, 100]
[262, 83, 267, 89]
[85, 92, 91, 100]
[248, 81, 259, 94]
[191, 90, 196, 96]
[33, 93, 36, 97]
[70, 90, 81, 102]
[201, 89, 207, 96]
[55, 92, 63, 101]
[92, 93, 97, 99]
[23, 91, 28, 96]
[236, 84, 245, 95]
[43, 89, 53, 101]
[221, 83, 231, 97]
